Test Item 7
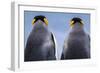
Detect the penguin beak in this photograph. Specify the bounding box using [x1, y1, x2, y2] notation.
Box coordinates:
[38, 20, 43, 24]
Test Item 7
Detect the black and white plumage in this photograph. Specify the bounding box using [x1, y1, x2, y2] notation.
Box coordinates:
[61, 17, 90, 60]
[24, 15, 56, 61]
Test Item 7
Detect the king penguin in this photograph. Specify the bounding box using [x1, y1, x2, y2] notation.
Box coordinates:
[25, 15, 56, 61]
[61, 17, 90, 60]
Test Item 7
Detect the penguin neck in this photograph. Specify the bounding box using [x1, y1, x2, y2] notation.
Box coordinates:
[33, 23, 48, 32]
[72, 23, 83, 31]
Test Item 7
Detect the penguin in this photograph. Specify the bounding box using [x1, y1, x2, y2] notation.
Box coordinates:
[61, 17, 90, 60]
[25, 15, 56, 61]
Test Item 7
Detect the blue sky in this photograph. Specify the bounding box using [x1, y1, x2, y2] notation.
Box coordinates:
[24, 11, 90, 59]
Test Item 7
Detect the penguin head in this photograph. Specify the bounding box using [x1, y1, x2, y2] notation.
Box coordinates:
[32, 15, 48, 26]
[70, 17, 83, 28]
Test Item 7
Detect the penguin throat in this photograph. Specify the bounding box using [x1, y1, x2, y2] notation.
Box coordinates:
[72, 23, 83, 28]
[33, 23, 48, 33]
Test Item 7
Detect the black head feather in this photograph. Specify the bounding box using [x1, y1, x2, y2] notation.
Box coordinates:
[71, 17, 83, 24]
[34, 15, 46, 23]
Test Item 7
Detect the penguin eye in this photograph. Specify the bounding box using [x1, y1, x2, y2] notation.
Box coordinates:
[32, 19, 36, 25]
[44, 18, 48, 26]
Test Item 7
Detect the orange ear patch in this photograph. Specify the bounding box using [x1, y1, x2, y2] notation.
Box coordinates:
[44, 18, 48, 26]
[32, 19, 36, 25]
[70, 20, 74, 27]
